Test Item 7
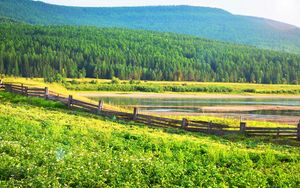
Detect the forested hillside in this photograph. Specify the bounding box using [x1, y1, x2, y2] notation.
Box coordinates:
[1, 0, 300, 53]
[1, 20, 300, 84]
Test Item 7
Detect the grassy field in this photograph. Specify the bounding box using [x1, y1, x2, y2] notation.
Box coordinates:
[164, 115, 295, 128]
[63, 78, 300, 94]
[0, 91, 300, 187]
[1, 77, 123, 112]
[2, 77, 299, 128]
[2, 77, 300, 95]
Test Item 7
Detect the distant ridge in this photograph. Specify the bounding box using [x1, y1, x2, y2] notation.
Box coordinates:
[0, 0, 300, 53]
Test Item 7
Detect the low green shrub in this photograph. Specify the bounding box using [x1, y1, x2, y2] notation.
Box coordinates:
[242, 88, 256, 93]
[111, 77, 121, 84]
[65, 83, 234, 93]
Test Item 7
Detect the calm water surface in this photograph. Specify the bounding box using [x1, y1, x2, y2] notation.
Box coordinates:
[90, 97, 300, 117]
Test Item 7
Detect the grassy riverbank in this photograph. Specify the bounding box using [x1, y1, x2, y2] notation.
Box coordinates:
[3, 77, 300, 95]
[0, 91, 300, 187]
[64, 78, 300, 95]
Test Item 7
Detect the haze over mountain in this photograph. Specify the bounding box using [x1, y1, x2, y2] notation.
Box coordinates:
[0, 0, 300, 53]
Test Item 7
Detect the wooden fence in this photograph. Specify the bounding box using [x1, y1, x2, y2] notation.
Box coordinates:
[1, 82, 300, 141]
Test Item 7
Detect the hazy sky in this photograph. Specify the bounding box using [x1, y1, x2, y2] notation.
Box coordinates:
[39, 0, 300, 27]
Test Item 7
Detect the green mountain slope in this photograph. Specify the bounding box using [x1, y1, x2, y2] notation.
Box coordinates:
[1, 0, 300, 53]
[1, 20, 300, 84]
[0, 91, 299, 186]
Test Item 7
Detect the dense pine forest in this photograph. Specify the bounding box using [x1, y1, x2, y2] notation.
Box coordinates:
[1, 0, 300, 53]
[0, 20, 300, 84]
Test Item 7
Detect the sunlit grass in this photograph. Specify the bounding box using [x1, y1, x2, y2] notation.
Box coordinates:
[163, 115, 295, 128]
[1, 77, 123, 111]
[3, 77, 300, 95]
[0, 91, 299, 187]
[63, 78, 300, 95]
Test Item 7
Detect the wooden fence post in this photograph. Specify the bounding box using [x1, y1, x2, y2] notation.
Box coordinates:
[240, 122, 246, 133]
[21, 84, 24, 95]
[276, 127, 280, 138]
[45, 87, 49, 99]
[68, 95, 73, 108]
[208, 121, 213, 133]
[297, 121, 300, 141]
[97, 100, 104, 114]
[24, 87, 28, 97]
[181, 118, 188, 129]
[133, 107, 139, 120]
[8, 84, 12, 93]
[4, 84, 8, 92]
[5, 84, 10, 92]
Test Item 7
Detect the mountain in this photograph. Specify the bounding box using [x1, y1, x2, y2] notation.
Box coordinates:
[1, 20, 300, 84]
[0, 0, 300, 53]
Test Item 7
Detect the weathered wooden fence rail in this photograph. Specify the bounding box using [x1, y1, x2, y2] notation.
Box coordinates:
[1, 82, 300, 141]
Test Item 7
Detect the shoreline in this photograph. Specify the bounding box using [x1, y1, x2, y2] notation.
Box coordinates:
[77, 92, 300, 99]
[143, 111, 300, 125]
[123, 105, 300, 112]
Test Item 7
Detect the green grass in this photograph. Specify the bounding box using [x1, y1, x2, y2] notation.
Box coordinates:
[3, 77, 300, 95]
[1, 77, 298, 128]
[0, 91, 300, 187]
[0, 91, 66, 109]
[1, 77, 125, 112]
[164, 115, 295, 128]
[64, 78, 300, 94]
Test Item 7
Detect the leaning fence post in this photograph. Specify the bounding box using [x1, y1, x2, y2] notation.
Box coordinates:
[133, 107, 139, 120]
[68, 95, 73, 108]
[181, 118, 188, 129]
[97, 100, 104, 114]
[45, 87, 49, 99]
[240, 122, 246, 133]
[297, 121, 300, 141]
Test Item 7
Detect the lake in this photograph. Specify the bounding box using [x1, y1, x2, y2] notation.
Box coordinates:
[88, 96, 300, 124]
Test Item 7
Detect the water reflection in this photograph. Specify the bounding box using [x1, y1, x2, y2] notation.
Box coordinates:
[90, 97, 300, 117]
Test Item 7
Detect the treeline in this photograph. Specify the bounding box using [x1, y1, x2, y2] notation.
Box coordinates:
[65, 80, 234, 93]
[1, 21, 300, 84]
[65, 80, 300, 94]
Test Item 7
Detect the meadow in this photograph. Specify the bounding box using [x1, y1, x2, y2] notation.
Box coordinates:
[64, 78, 300, 94]
[3, 77, 300, 95]
[1, 77, 122, 111]
[0, 91, 300, 187]
[164, 115, 295, 129]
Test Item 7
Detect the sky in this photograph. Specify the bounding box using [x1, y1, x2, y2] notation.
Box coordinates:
[38, 0, 300, 27]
